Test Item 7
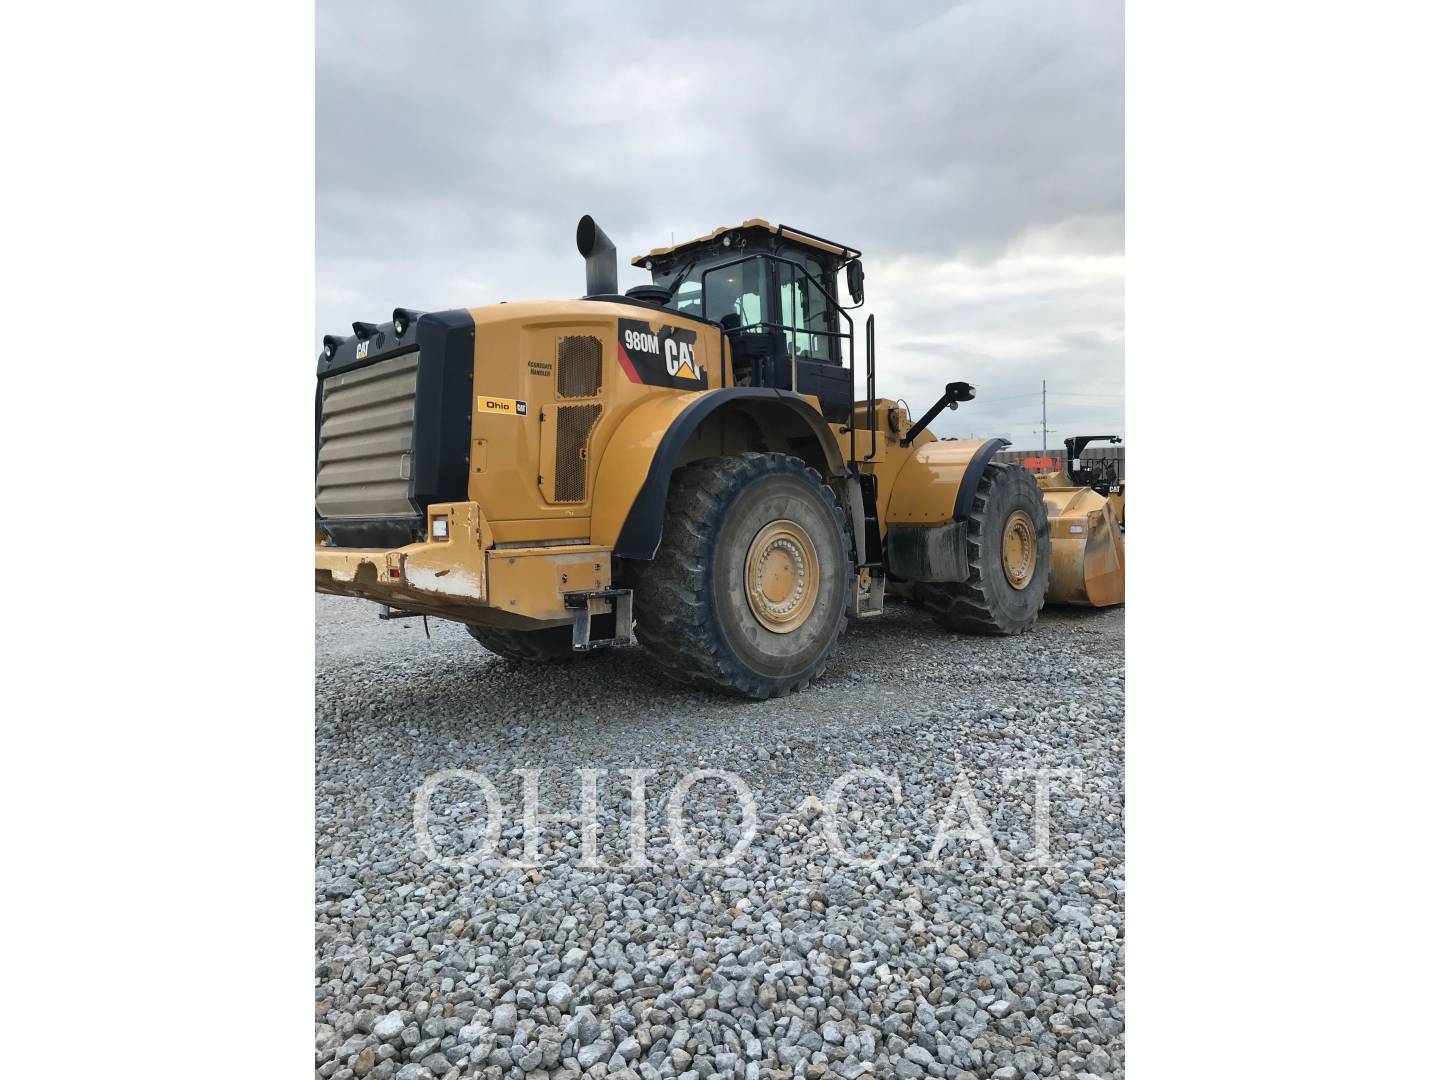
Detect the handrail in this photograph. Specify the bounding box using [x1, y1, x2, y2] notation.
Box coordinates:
[774, 223, 862, 260]
[864, 314, 877, 462]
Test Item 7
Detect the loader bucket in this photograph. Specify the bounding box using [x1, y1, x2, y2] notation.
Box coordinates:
[1041, 487, 1125, 607]
[1106, 487, 1125, 529]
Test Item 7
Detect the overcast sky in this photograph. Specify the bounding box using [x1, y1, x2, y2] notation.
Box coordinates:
[317, 0, 1123, 448]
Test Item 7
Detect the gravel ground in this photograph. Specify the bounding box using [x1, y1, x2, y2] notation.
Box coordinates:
[316, 594, 1124, 1080]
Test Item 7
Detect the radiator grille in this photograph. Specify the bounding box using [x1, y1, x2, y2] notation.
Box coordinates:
[316, 350, 419, 519]
[554, 404, 602, 502]
[557, 335, 602, 398]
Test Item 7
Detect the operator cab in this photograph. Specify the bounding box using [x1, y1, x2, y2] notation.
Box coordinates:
[630, 220, 864, 422]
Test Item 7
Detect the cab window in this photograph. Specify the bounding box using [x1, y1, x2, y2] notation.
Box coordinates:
[778, 253, 837, 363]
[664, 256, 766, 331]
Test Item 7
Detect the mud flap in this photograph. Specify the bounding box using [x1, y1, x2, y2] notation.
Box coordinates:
[885, 521, 969, 583]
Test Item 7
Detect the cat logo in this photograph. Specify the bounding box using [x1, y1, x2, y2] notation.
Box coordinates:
[479, 396, 527, 416]
[617, 319, 707, 389]
[664, 337, 699, 380]
[355, 340, 369, 360]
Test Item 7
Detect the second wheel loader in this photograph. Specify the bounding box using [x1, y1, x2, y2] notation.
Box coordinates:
[1036, 435, 1125, 521]
[314, 215, 1124, 698]
[1034, 435, 1126, 607]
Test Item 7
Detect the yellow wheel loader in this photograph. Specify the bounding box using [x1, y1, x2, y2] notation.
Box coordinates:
[1035, 435, 1125, 607]
[315, 216, 1124, 698]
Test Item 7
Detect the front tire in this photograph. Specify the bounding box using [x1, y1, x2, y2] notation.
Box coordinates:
[914, 462, 1051, 635]
[632, 453, 851, 699]
[465, 624, 577, 662]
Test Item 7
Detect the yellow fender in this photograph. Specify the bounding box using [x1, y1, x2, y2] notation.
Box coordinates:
[588, 390, 707, 556]
[884, 437, 1011, 526]
[590, 387, 847, 559]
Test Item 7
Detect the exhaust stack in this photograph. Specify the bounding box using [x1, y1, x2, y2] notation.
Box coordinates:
[576, 214, 617, 297]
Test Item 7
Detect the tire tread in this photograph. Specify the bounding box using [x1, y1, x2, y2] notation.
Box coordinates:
[465, 624, 577, 662]
[632, 453, 849, 699]
[914, 463, 1051, 635]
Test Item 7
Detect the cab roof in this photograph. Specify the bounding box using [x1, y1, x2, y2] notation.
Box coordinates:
[630, 219, 859, 266]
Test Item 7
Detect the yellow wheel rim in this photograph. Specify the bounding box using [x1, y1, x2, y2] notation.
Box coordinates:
[745, 519, 820, 633]
[1001, 509, 1038, 589]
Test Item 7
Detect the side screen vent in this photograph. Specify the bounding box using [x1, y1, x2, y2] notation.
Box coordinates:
[316, 349, 420, 519]
[554, 404, 602, 502]
[557, 335, 602, 398]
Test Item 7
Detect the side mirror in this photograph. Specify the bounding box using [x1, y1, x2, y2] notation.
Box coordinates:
[845, 259, 865, 304]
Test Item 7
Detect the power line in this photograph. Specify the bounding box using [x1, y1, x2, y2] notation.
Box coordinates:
[983, 404, 1127, 417]
[978, 391, 1043, 403]
[990, 406, 1123, 414]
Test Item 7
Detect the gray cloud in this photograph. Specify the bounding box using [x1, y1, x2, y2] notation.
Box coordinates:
[317, 0, 1123, 448]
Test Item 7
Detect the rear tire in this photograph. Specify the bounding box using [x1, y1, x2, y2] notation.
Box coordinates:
[914, 463, 1051, 635]
[465, 624, 577, 662]
[632, 453, 850, 699]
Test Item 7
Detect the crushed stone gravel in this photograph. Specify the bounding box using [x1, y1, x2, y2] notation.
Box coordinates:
[316, 595, 1125, 1080]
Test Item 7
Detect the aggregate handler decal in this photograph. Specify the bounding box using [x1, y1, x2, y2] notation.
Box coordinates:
[617, 319, 706, 389]
[478, 396, 527, 416]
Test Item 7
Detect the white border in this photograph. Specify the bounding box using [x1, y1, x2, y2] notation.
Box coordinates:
[5, 2, 1437, 1075]
[1129, 2, 1438, 1073]
[4, 2, 314, 1073]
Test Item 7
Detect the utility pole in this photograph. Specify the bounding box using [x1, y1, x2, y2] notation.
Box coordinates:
[1033, 379, 1056, 451]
